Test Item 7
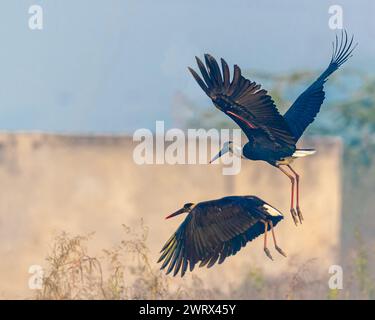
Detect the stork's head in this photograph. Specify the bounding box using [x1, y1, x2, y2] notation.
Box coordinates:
[165, 203, 195, 219]
[209, 141, 242, 163]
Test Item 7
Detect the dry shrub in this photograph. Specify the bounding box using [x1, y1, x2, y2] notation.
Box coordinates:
[35, 223, 375, 300]
[36, 232, 105, 300]
[35, 221, 216, 300]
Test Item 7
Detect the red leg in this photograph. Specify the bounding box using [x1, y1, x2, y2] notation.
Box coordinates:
[278, 165, 298, 226]
[269, 220, 287, 257]
[263, 221, 273, 260]
[287, 165, 303, 223]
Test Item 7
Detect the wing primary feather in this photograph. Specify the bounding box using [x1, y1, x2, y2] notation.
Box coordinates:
[218, 251, 227, 265]
[181, 258, 189, 277]
[227, 65, 241, 96]
[335, 29, 345, 62]
[160, 233, 176, 253]
[199, 256, 211, 268]
[221, 58, 230, 89]
[160, 240, 177, 270]
[336, 36, 356, 66]
[331, 34, 338, 63]
[335, 30, 349, 65]
[207, 250, 220, 268]
[284, 31, 356, 140]
[195, 56, 213, 89]
[205, 54, 223, 87]
[173, 245, 184, 276]
[158, 243, 173, 263]
[189, 259, 196, 272]
[166, 241, 182, 275]
[188, 67, 210, 96]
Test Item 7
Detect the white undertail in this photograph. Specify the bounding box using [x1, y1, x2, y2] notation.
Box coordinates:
[263, 204, 283, 217]
[292, 149, 316, 158]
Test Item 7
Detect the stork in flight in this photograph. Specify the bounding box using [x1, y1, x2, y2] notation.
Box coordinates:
[158, 195, 285, 277]
[188, 31, 357, 225]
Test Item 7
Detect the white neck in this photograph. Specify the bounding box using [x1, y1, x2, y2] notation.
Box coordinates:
[231, 144, 243, 158]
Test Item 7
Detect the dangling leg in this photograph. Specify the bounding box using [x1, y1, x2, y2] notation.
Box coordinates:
[269, 220, 287, 257]
[278, 165, 298, 226]
[263, 221, 273, 260]
[287, 165, 303, 223]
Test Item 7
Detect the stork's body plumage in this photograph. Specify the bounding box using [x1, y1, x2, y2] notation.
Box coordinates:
[158, 196, 285, 277]
[188, 31, 356, 225]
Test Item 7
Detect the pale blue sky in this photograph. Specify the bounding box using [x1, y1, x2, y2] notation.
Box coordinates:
[0, 0, 374, 133]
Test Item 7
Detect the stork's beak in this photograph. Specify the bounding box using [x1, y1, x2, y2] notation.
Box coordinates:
[165, 208, 186, 219]
[209, 145, 230, 164]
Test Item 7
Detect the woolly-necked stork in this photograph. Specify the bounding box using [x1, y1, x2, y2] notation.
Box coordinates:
[158, 196, 285, 277]
[188, 31, 356, 225]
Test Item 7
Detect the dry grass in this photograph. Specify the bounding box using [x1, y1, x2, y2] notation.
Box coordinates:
[35, 221, 216, 300]
[34, 222, 375, 300]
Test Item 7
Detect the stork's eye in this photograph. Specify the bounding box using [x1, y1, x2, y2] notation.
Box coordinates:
[184, 203, 194, 208]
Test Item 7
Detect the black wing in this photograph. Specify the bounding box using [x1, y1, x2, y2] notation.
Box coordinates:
[158, 196, 282, 277]
[189, 55, 296, 148]
[284, 30, 357, 140]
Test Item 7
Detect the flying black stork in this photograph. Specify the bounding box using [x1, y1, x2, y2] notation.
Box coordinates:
[188, 31, 357, 225]
[158, 195, 285, 277]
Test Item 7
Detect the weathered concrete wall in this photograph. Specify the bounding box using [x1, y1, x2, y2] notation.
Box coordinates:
[0, 133, 342, 298]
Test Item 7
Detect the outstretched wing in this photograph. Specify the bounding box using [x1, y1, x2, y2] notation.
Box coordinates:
[189, 55, 296, 148]
[284, 31, 357, 140]
[158, 197, 282, 277]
